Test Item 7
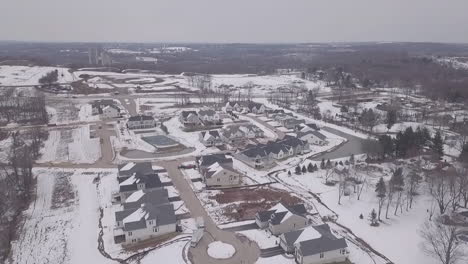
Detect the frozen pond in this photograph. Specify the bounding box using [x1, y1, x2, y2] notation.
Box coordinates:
[312, 127, 366, 161]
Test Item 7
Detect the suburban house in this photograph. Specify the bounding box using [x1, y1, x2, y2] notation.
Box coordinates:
[118, 162, 154, 181]
[102, 105, 121, 119]
[280, 117, 305, 130]
[297, 123, 320, 132]
[92, 99, 119, 116]
[179, 111, 201, 126]
[122, 188, 169, 210]
[297, 130, 327, 146]
[114, 203, 176, 245]
[224, 101, 242, 113]
[199, 130, 223, 147]
[237, 136, 310, 168]
[221, 125, 246, 143]
[127, 115, 156, 129]
[255, 203, 309, 235]
[197, 109, 221, 124]
[239, 124, 264, 138]
[197, 153, 233, 170]
[244, 102, 266, 114]
[200, 162, 241, 187]
[118, 172, 163, 201]
[284, 225, 349, 264]
[265, 109, 287, 117]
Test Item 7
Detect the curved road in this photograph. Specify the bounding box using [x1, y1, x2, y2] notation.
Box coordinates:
[157, 159, 260, 264]
[312, 127, 366, 161]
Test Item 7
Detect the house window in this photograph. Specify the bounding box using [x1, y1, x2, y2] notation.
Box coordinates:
[132, 239, 137, 243]
[153, 227, 158, 232]
[128, 232, 132, 236]
[320, 253, 324, 258]
[148, 220, 152, 225]
[217, 178, 220, 182]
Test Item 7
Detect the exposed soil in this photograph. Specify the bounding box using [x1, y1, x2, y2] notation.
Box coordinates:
[210, 187, 302, 221]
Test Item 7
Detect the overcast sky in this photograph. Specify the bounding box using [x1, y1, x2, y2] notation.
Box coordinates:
[1, 0, 468, 43]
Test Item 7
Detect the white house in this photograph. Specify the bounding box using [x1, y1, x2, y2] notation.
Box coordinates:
[114, 203, 176, 245]
[297, 131, 327, 146]
[293, 226, 349, 264]
[198, 109, 220, 123]
[102, 105, 120, 119]
[245, 102, 266, 114]
[239, 124, 264, 139]
[127, 115, 156, 130]
[221, 125, 245, 143]
[180, 111, 201, 126]
[224, 102, 242, 113]
[199, 130, 223, 147]
[255, 203, 309, 235]
[201, 162, 241, 187]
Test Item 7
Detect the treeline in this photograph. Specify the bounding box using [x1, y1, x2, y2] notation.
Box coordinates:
[0, 128, 48, 261]
[364, 127, 444, 160]
[0, 96, 48, 126]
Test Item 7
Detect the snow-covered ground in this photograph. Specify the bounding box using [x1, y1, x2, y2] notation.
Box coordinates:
[0, 65, 78, 86]
[274, 161, 439, 264]
[207, 241, 236, 259]
[8, 168, 114, 264]
[237, 229, 278, 249]
[38, 125, 101, 164]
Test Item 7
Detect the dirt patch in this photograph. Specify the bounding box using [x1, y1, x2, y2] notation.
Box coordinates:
[211, 187, 302, 221]
[51, 172, 76, 210]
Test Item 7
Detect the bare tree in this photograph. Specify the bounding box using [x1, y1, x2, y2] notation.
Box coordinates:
[420, 220, 464, 264]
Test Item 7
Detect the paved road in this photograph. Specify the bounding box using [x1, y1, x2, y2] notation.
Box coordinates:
[156, 159, 260, 264]
[311, 127, 366, 161]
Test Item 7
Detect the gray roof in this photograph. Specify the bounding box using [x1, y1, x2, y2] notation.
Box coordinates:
[282, 224, 333, 247]
[459, 211, 468, 217]
[118, 162, 154, 179]
[122, 189, 169, 210]
[197, 154, 233, 168]
[129, 115, 154, 122]
[119, 173, 162, 193]
[201, 130, 221, 139]
[241, 136, 307, 158]
[270, 204, 307, 225]
[181, 110, 197, 118]
[117, 203, 176, 232]
[198, 109, 217, 116]
[298, 237, 348, 257]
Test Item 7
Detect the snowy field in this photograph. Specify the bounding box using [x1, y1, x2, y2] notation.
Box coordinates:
[0, 66, 77, 86]
[38, 125, 101, 164]
[8, 168, 115, 264]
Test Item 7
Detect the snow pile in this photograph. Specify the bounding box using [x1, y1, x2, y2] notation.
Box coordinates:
[0, 65, 77, 86]
[207, 241, 235, 259]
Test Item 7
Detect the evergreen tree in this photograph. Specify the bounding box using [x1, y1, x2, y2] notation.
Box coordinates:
[378, 135, 394, 158]
[326, 159, 332, 169]
[320, 158, 325, 169]
[432, 131, 444, 159]
[307, 163, 314, 173]
[295, 165, 301, 175]
[386, 109, 397, 129]
[302, 165, 307, 174]
[288, 170, 291, 176]
[349, 154, 355, 164]
[313, 164, 318, 171]
[375, 177, 386, 221]
[459, 144, 468, 164]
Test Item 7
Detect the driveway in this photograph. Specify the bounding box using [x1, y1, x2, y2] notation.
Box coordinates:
[156, 159, 260, 264]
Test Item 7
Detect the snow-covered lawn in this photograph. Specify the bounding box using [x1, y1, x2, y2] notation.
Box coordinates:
[38, 125, 101, 164]
[8, 168, 114, 264]
[237, 229, 278, 249]
[207, 241, 236, 259]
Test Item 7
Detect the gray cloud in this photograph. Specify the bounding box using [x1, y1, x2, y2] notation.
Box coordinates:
[1, 0, 468, 43]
